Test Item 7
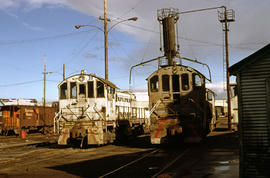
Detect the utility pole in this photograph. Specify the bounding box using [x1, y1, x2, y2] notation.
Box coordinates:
[218, 7, 235, 131]
[224, 8, 232, 131]
[43, 56, 53, 133]
[104, 0, 108, 80]
[76, 0, 137, 81]
[43, 55, 46, 133]
[63, 64, 65, 80]
[176, 6, 235, 130]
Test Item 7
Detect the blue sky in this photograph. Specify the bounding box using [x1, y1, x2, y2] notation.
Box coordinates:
[0, 0, 269, 101]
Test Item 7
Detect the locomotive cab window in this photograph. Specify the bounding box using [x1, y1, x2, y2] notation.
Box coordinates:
[60, 82, 67, 99]
[150, 75, 159, 92]
[107, 86, 115, 100]
[88, 81, 94, 98]
[97, 81, 105, 98]
[79, 84, 86, 97]
[207, 92, 213, 101]
[108, 86, 115, 94]
[70, 82, 77, 99]
[193, 74, 202, 87]
[172, 75, 180, 92]
[162, 75, 170, 91]
[181, 74, 189, 91]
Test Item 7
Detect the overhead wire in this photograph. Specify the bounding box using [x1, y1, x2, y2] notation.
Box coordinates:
[0, 80, 43, 87]
[117, 0, 146, 19]
[51, 30, 100, 73]
[0, 30, 96, 46]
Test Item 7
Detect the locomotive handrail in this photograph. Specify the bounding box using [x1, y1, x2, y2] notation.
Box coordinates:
[149, 99, 161, 116]
[129, 56, 164, 90]
[86, 113, 92, 120]
[177, 55, 212, 82]
[66, 105, 79, 120]
[93, 106, 105, 121]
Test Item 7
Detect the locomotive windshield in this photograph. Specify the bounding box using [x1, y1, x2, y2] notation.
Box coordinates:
[181, 74, 189, 91]
[70, 82, 77, 99]
[162, 75, 170, 91]
[79, 84, 86, 97]
[150, 75, 159, 92]
[88, 81, 94, 98]
[172, 75, 180, 92]
[97, 81, 105, 98]
[148, 70, 206, 94]
[60, 82, 67, 99]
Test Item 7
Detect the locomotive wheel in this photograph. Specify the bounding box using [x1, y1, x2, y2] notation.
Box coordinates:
[80, 136, 88, 148]
[115, 125, 128, 144]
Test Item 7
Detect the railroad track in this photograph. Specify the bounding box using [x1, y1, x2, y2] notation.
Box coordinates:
[0, 133, 58, 149]
[98, 147, 191, 178]
[0, 145, 78, 173]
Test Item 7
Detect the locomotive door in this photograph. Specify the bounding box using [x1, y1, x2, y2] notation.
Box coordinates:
[172, 74, 180, 103]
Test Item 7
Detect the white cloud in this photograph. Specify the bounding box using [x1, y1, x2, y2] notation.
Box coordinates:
[3, 0, 270, 52]
[206, 81, 227, 99]
[2, 0, 269, 92]
[0, 0, 18, 9]
[22, 22, 45, 31]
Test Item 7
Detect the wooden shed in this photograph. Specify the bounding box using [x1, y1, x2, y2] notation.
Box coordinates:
[229, 44, 270, 178]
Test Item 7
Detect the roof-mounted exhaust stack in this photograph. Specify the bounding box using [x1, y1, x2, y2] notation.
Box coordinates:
[158, 8, 179, 66]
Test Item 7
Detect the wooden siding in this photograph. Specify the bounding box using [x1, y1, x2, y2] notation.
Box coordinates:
[1, 106, 57, 132]
[239, 55, 270, 178]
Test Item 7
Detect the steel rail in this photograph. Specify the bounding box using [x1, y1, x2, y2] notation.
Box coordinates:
[151, 149, 190, 178]
[98, 148, 161, 178]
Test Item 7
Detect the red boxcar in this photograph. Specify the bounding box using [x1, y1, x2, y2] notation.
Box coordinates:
[0, 105, 58, 134]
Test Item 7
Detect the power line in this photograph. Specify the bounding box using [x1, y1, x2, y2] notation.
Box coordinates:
[0, 80, 43, 87]
[118, 0, 146, 18]
[50, 30, 100, 72]
[0, 29, 95, 46]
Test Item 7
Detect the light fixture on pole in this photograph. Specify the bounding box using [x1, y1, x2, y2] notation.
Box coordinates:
[75, 16, 137, 81]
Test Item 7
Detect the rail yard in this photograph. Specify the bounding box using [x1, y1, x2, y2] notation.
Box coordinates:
[2, 1, 269, 177]
[0, 119, 238, 178]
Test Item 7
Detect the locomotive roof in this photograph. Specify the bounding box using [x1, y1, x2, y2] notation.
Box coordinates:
[58, 73, 118, 89]
[146, 64, 206, 80]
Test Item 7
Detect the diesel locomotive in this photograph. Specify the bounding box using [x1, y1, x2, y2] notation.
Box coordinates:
[54, 70, 148, 147]
[130, 8, 216, 144]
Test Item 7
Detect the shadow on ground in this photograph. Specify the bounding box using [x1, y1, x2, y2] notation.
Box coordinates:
[47, 131, 239, 177]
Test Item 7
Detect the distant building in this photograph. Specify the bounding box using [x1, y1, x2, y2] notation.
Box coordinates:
[0, 98, 38, 106]
[229, 43, 270, 178]
[215, 99, 227, 116]
[230, 84, 238, 130]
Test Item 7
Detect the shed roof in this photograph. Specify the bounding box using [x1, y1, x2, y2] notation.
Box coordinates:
[0, 98, 38, 106]
[229, 43, 270, 75]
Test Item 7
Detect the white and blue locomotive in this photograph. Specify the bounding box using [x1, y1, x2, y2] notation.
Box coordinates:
[54, 70, 148, 146]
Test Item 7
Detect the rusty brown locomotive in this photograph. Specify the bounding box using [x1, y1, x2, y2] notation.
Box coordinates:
[130, 8, 216, 144]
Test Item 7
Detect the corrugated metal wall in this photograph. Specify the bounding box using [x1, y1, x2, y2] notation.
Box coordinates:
[238, 55, 270, 178]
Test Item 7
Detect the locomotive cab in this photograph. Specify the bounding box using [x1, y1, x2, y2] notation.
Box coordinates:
[147, 65, 213, 144]
[55, 70, 148, 147]
[57, 71, 117, 146]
